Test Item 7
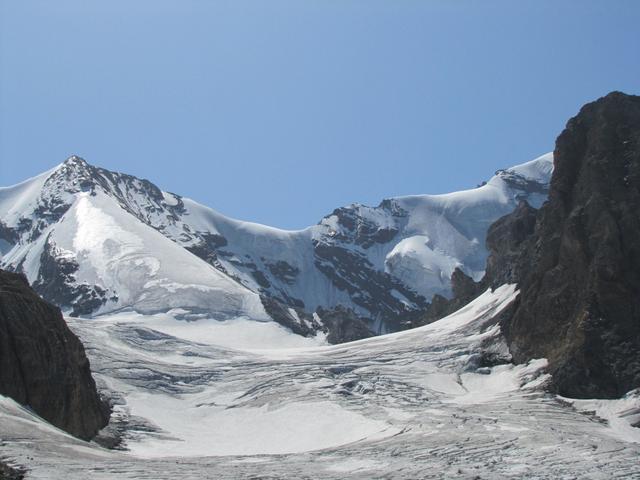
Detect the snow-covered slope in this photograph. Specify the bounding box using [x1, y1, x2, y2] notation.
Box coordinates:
[0, 154, 553, 338]
[0, 158, 268, 320]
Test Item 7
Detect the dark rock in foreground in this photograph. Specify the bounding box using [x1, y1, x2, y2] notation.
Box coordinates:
[0, 269, 109, 439]
[503, 91, 640, 398]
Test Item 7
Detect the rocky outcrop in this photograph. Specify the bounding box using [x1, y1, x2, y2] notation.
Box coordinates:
[501, 91, 640, 398]
[0, 269, 109, 439]
[313, 241, 428, 331]
[260, 296, 373, 344]
[482, 200, 538, 288]
[418, 268, 483, 325]
[32, 237, 113, 317]
[260, 295, 322, 338]
[315, 305, 373, 344]
[0, 461, 24, 480]
[325, 205, 400, 248]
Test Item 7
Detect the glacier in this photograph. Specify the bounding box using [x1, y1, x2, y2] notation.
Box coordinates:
[0, 285, 638, 478]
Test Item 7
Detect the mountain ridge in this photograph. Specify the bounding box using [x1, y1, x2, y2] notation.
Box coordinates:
[0, 153, 553, 341]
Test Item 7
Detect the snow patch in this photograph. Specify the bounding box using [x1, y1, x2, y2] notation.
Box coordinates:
[106, 311, 328, 351]
[127, 400, 398, 458]
[563, 389, 640, 444]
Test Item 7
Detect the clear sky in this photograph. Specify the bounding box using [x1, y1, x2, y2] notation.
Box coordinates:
[1, 1, 639, 229]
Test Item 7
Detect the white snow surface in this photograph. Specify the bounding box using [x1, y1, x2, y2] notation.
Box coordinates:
[508, 152, 555, 183]
[2, 284, 640, 479]
[0, 165, 58, 226]
[101, 310, 328, 350]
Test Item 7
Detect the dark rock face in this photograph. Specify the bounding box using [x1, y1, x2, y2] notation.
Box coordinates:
[45, 156, 188, 228]
[313, 241, 428, 331]
[315, 306, 374, 344]
[502, 92, 640, 398]
[326, 206, 400, 248]
[260, 296, 373, 344]
[260, 295, 321, 338]
[483, 200, 538, 288]
[185, 233, 228, 265]
[0, 269, 109, 439]
[0, 221, 17, 247]
[0, 461, 24, 480]
[418, 268, 483, 325]
[32, 238, 113, 317]
[265, 260, 299, 286]
[306, 200, 431, 333]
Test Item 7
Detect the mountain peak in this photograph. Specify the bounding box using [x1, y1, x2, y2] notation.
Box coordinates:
[63, 155, 89, 167]
[56, 155, 94, 177]
[48, 155, 99, 194]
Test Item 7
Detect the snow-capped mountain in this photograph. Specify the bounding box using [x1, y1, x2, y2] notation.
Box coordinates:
[0, 153, 552, 339]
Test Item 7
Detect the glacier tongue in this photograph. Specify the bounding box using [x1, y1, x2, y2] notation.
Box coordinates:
[1, 284, 639, 478]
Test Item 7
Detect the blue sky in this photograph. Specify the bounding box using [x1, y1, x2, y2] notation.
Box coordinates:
[1, 1, 639, 229]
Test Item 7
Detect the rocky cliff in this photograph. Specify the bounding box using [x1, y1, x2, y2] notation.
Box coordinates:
[0, 269, 109, 439]
[503, 91, 640, 398]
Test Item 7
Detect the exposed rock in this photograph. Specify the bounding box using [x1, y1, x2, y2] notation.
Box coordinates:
[326, 206, 399, 248]
[315, 305, 374, 344]
[0, 461, 24, 480]
[313, 241, 427, 331]
[0, 269, 110, 439]
[260, 296, 373, 344]
[185, 233, 228, 266]
[418, 268, 483, 325]
[0, 221, 17, 246]
[483, 200, 538, 288]
[450, 266, 479, 299]
[495, 167, 551, 196]
[265, 260, 299, 286]
[46, 156, 188, 226]
[259, 295, 320, 338]
[501, 91, 640, 398]
[31, 237, 112, 317]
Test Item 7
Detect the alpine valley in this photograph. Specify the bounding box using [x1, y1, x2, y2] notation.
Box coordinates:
[0, 92, 639, 479]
